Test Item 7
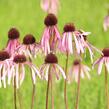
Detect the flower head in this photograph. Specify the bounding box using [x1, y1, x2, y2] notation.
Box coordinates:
[8, 54, 41, 89]
[41, 14, 61, 55]
[40, 0, 60, 15]
[44, 14, 57, 26]
[40, 53, 66, 80]
[93, 48, 109, 75]
[0, 51, 12, 88]
[61, 23, 75, 54]
[103, 13, 109, 31]
[6, 28, 20, 55]
[68, 59, 91, 83]
[76, 30, 102, 63]
[16, 34, 41, 60]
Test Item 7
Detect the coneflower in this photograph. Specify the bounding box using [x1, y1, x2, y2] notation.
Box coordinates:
[103, 10, 109, 31]
[40, 0, 60, 14]
[61, 23, 76, 109]
[75, 30, 102, 63]
[68, 59, 91, 109]
[41, 14, 61, 55]
[5, 28, 20, 55]
[0, 51, 11, 88]
[16, 34, 41, 60]
[40, 53, 66, 109]
[93, 48, 109, 109]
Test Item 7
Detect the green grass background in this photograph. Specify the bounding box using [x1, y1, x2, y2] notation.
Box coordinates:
[0, 0, 109, 109]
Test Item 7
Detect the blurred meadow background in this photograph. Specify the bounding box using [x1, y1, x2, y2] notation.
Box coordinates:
[0, 0, 109, 109]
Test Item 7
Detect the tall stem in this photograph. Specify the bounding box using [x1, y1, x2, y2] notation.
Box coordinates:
[46, 66, 51, 109]
[14, 76, 17, 109]
[51, 74, 54, 109]
[18, 64, 23, 109]
[75, 65, 81, 109]
[64, 53, 69, 109]
[29, 58, 36, 109]
[105, 65, 109, 109]
[31, 84, 36, 109]
[17, 89, 23, 109]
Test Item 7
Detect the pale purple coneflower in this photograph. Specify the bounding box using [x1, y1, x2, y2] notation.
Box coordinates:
[40, 52, 66, 80]
[93, 48, 109, 74]
[68, 59, 91, 83]
[61, 23, 90, 55]
[0, 51, 12, 88]
[93, 48, 109, 109]
[16, 34, 41, 60]
[61, 23, 76, 55]
[5, 28, 20, 55]
[15, 34, 41, 109]
[103, 11, 109, 31]
[40, 53, 66, 109]
[8, 54, 41, 89]
[68, 59, 90, 109]
[61, 23, 76, 109]
[74, 30, 102, 63]
[41, 14, 61, 55]
[40, 0, 60, 15]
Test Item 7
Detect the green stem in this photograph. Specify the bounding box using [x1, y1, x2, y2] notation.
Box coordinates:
[29, 58, 36, 109]
[46, 66, 51, 109]
[105, 65, 109, 109]
[75, 65, 81, 109]
[14, 76, 17, 109]
[18, 64, 23, 109]
[64, 53, 69, 109]
[51, 74, 54, 109]
[31, 84, 36, 109]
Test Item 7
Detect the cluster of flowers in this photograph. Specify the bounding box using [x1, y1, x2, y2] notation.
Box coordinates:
[1, 12, 109, 89]
[1, 12, 109, 109]
[0, 13, 102, 89]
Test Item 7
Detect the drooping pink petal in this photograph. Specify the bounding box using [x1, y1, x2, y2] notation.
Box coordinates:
[97, 58, 104, 75]
[56, 64, 66, 79]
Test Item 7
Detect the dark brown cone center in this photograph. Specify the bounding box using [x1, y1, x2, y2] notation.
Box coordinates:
[13, 55, 26, 63]
[102, 48, 109, 57]
[8, 28, 20, 39]
[0, 51, 10, 61]
[23, 34, 36, 45]
[73, 59, 80, 65]
[44, 14, 57, 26]
[64, 23, 75, 32]
[45, 53, 58, 64]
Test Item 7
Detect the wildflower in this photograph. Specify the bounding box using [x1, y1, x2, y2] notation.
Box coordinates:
[93, 48, 109, 75]
[40, 0, 60, 14]
[5, 28, 20, 55]
[40, 52, 66, 80]
[41, 14, 61, 55]
[8, 54, 41, 89]
[16, 34, 41, 60]
[93, 48, 109, 109]
[68, 59, 91, 83]
[74, 30, 102, 63]
[0, 51, 12, 88]
[103, 12, 109, 31]
[61, 23, 75, 54]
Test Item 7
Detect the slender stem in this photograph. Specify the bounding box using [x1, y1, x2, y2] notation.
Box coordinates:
[31, 84, 36, 109]
[14, 76, 17, 109]
[17, 89, 23, 109]
[105, 65, 109, 109]
[17, 64, 23, 109]
[29, 58, 36, 109]
[64, 53, 69, 109]
[46, 66, 51, 109]
[75, 65, 81, 109]
[50, 74, 54, 109]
